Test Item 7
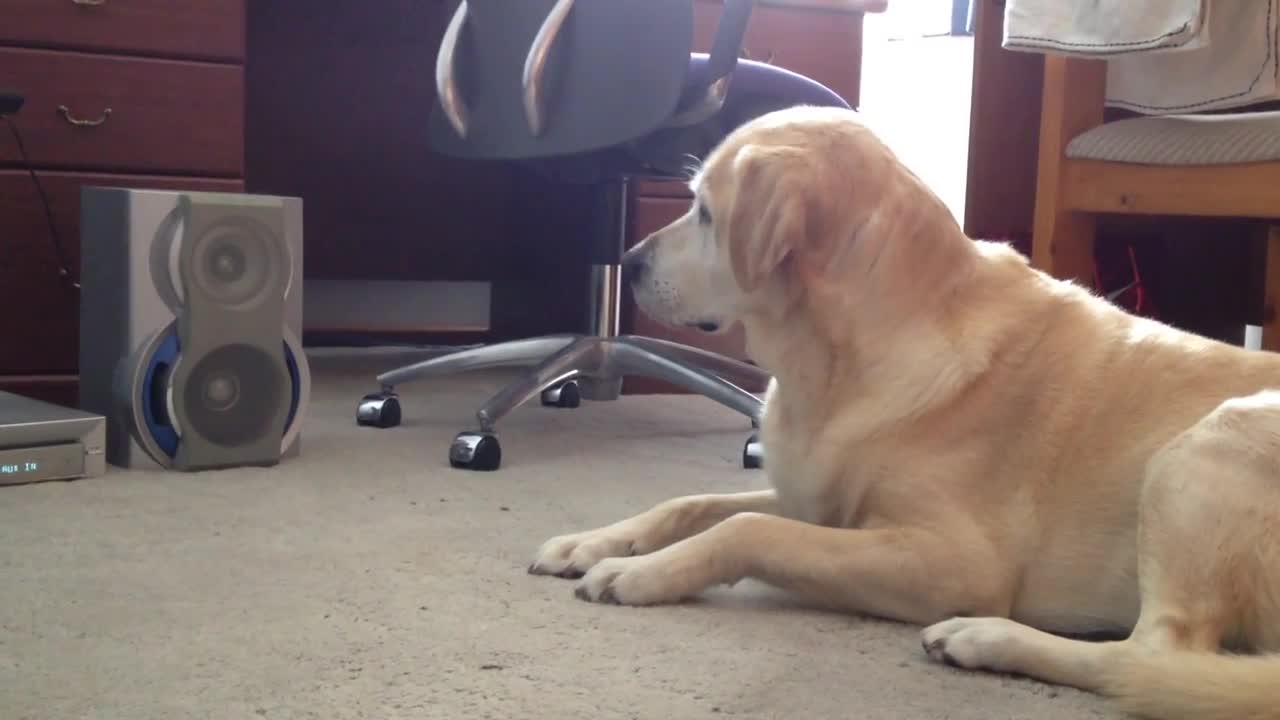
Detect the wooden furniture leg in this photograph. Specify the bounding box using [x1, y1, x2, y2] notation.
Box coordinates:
[1031, 55, 1107, 287]
[1033, 209, 1097, 288]
[1264, 225, 1280, 352]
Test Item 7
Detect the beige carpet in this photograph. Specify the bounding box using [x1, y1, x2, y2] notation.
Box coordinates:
[1, 350, 1113, 720]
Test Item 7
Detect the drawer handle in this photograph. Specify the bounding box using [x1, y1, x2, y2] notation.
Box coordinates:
[57, 104, 112, 127]
[71, 0, 107, 6]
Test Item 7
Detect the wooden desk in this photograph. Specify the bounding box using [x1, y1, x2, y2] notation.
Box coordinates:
[0, 0, 872, 405]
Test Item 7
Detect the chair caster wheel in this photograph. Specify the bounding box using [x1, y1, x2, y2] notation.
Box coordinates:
[540, 379, 581, 408]
[356, 391, 401, 428]
[743, 432, 764, 470]
[449, 431, 502, 471]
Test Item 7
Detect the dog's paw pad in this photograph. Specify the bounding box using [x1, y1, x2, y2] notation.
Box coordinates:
[528, 537, 594, 578]
[598, 584, 620, 605]
[922, 637, 959, 667]
[529, 532, 637, 580]
[572, 556, 676, 606]
[920, 617, 1021, 672]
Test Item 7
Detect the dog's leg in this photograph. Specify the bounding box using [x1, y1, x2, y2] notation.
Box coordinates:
[918, 614, 1198, 693]
[923, 393, 1280, 699]
[573, 511, 1008, 624]
[529, 490, 778, 579]
[918, 537, 1236, 694]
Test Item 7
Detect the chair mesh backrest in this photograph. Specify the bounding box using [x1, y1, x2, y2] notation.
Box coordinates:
[428, 0, 695, 160]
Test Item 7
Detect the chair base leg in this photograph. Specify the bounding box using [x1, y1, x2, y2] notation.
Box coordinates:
[358, 334, 769, 471]
[577, 376, 624, 402]
[373, 335, 581, 387]
[621, 334, 771, 390]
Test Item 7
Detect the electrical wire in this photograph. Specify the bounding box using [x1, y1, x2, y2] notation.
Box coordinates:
[1, 114, 80, 291]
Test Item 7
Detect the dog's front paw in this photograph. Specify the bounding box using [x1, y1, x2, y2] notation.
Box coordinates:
[572, 555, 687, 606]
[528, 530, 636, 579]
[921, 617, 1022, 672]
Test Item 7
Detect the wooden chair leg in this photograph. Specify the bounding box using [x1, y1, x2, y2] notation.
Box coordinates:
[1264, 225, 1280, 352]
[1033, 209, 1097, 286]
[1031, 55, 1106, 289]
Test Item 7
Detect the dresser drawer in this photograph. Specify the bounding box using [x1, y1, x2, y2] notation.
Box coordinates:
[694, 0, 865, 108]
[0, 170, 243, 375]
[0, 0, 245, 63]
[0, 48, 243, 176]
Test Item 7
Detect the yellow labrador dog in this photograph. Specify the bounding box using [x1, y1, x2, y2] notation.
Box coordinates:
[528, 105, 1280, 720]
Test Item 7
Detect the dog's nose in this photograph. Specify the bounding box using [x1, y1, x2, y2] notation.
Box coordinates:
[620, 244, 650, 283]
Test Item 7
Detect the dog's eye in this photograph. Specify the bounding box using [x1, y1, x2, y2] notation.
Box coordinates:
[698, 203, 712, 225]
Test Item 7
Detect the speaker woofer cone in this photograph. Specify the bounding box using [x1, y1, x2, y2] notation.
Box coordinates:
[149, 197, 296, 314]
[180, 343, 287, 449]
[190, 218, 282, 309]
[121, 322, 310, 468]
[202, 372, 241, 412]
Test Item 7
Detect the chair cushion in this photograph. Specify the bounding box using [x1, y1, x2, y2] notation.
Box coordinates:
[428, 0, 696, 161]
[684, 54, 851, 113]
[622, 56, 852, 178]
[1066, 111, 1280, 165]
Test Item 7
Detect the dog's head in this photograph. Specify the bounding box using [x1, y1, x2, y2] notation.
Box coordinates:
[623, 106, 966, 359]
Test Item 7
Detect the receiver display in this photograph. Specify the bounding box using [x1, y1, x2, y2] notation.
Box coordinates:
[0, 443, 86, 484]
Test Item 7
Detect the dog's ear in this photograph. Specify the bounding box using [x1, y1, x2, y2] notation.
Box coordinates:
[724, 144, 811, 292]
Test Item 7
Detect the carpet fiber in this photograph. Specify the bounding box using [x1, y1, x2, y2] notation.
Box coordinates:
[1, 350, 1113, 719]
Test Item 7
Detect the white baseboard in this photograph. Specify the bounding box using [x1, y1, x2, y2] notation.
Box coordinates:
[1245, 324, 1263, 351]
[303, 279, 490, 333]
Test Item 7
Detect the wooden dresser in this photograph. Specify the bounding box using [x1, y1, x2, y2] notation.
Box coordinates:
[624, 0, 870, 393]
[0, 0, 247, 406]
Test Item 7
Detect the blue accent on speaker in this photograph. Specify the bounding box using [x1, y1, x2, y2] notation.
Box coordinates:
[138, 325, 302, 457]
[284, 339, 301, 434]
[140, 330, 182, 458]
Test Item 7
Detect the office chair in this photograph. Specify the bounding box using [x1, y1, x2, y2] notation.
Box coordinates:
[356, 0, 852, 471]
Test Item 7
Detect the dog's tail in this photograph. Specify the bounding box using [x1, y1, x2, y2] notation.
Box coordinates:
[1103, 648, 1280, 720]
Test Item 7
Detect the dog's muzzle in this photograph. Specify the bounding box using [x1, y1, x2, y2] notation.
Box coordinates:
[621, 243, 651, 287]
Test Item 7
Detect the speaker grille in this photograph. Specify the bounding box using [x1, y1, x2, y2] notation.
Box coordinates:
[189, 217, 285, 309]
[180, 343, 286, 448]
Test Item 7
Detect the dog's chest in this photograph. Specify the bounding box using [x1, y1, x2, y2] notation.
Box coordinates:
[762, 422, 867, 528]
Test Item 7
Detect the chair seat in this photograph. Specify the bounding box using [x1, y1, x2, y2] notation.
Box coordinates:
[1066, 111, 1280, 166]
[431, 54, 851, 190]
[682, 53, 851, 114]
[619, 54, 850, 178]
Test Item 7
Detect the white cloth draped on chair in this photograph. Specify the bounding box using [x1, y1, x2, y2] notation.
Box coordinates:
[1002, 0, 1280, 115]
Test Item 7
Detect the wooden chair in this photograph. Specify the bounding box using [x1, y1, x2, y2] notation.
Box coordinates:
[1031, 55, 1280, 351]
